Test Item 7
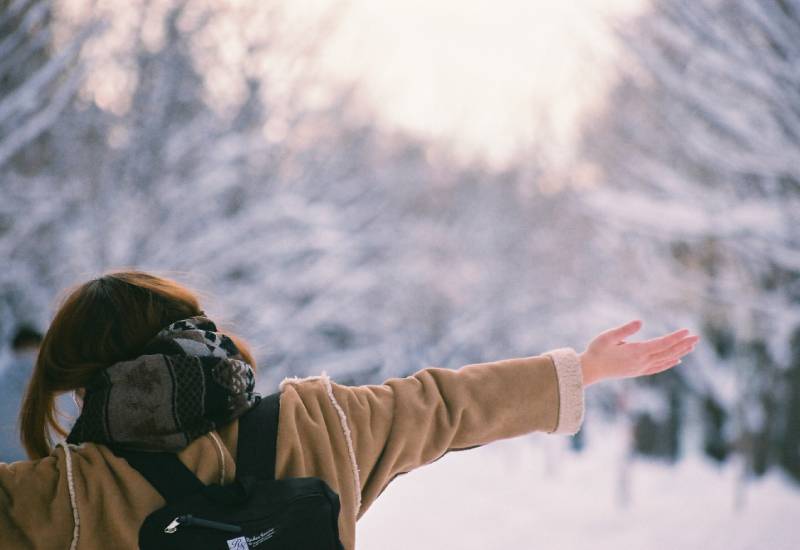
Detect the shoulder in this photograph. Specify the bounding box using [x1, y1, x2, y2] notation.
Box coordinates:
[278, 372, 341, 415]
[273, 373, 363, 526]
[279, 372, 333, 393]
[0, 443, 134, 549]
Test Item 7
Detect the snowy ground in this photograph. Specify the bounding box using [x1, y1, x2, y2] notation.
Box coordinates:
[356, 420, 800, 549]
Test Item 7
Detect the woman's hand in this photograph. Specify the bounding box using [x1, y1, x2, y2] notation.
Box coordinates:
[578, 320, 700, 387]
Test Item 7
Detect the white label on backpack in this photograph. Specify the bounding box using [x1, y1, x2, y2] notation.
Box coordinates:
[247, 528, 276, 547]
[226, 537, 250, 550]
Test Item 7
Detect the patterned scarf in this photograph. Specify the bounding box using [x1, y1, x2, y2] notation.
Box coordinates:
[66, 315, 259, 452]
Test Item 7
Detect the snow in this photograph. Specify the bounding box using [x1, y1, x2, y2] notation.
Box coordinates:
[357, 419, 800, 550]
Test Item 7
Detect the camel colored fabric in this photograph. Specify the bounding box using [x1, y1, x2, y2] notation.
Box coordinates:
[0, 347, 583, 549]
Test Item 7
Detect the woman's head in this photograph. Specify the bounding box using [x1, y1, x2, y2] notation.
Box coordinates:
[19, 270, 255, 459]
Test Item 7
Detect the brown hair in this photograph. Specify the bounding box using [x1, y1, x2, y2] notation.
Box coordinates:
[19, 270, 256, 459]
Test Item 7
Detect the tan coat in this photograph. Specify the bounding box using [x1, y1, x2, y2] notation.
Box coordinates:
[0, 347, 583, 549]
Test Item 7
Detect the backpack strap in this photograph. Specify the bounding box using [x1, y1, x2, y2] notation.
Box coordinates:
[111, 448, 205, 503]
[235, 391, 281, 481]
[111, 391, 280, 502]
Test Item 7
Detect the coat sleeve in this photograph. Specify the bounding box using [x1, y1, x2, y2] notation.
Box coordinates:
[0, 449, 77, 549]
[325, 347, 585, 519]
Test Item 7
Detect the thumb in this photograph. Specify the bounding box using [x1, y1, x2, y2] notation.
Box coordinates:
[600, 319, 642, 343]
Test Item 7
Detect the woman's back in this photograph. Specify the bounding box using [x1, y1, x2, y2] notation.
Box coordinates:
[1, 347, 581, 550]
[0, 424, 238, 549]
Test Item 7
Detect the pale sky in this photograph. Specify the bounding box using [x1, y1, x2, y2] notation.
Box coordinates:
[58, 0, 646, 169]
[301, 0, 646, 167]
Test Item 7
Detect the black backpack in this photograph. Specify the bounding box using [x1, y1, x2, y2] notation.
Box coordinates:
[112, 393, 345, 550]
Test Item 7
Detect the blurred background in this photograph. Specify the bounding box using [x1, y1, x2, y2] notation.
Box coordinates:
[1, 0, 798, 547]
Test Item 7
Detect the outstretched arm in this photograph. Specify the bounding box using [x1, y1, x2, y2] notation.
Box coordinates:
[339, 320, 698, 515]
[275, 319, 700, 536]
[329, 350, 578, 520]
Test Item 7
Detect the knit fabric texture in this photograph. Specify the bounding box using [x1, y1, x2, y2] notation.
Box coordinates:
[66, 315, 258, 451]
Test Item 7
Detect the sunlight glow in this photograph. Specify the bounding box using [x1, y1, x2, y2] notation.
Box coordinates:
[57, 0, 646, 168]
[304, 0, 647, 167]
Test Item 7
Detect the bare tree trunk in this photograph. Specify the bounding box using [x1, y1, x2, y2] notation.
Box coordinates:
[732, 349, 752, 513]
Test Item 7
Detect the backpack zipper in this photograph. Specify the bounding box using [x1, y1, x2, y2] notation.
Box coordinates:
[163, 492, 325, 535]
[164, 515, 242, 534]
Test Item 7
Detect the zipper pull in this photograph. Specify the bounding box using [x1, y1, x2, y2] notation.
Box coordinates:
[164, 518, 181, 534]
[164, 514, 242, 534]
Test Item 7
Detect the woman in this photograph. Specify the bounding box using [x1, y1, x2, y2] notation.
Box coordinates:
[0, 270, 700, 549]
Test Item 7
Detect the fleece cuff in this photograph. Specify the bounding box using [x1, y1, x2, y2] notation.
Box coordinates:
[542, 347, 585, 435]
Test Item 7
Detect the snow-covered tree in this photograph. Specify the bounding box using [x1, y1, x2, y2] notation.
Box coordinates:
[0, 0, 95, 339]
[577, 0, 800, 482]
[2, 0, 585, 394]
[0, 0, 92, 168]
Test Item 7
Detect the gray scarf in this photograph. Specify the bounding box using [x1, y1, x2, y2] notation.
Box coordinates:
[67, 315, 258, 452]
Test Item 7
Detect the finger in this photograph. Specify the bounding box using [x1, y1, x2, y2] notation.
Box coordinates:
[600, 319, 643, 344]
[644, 357, 681, 375]
[638, 328, 691, 352]
[647, 336, 699, 362]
